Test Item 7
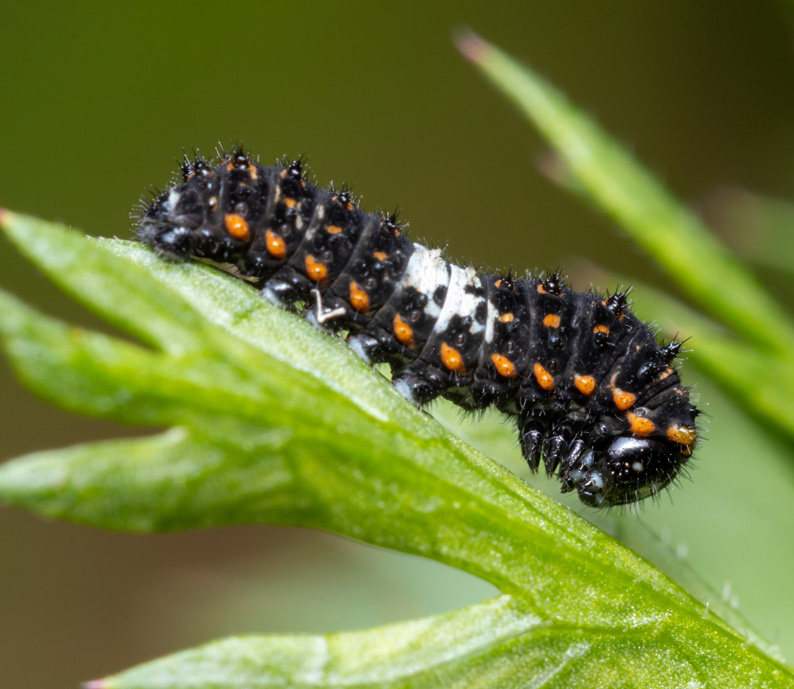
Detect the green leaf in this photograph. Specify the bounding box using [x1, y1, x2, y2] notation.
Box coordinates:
[91, 596, 542, 689]
[1, 211, 793, 687]
[709, 188, 794, 276]
[86, 594, 785, 689]
[455, 30, 794, 357]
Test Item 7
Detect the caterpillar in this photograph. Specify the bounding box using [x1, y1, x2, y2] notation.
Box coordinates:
[136, 147, 699, 507]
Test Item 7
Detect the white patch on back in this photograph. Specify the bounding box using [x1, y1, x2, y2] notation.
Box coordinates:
[485, 299, 497, 343]
[434, 264, 485, 335]
[400, 245, 450, 319]
[166, 188, 180, 212]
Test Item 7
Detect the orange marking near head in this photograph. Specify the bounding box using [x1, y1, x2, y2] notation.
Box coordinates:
[305, 255, 328, 283]
[265, 230, 287, 259]
[393, 314, 414, 347]
[593, 324, 610, 335]
[612, 388, 636, 410]
[373, 251, 388, 261]
[284, 197, 297, 209]
[498, 312, 514, 324]
[326, 224, 343, 234]
[536, 284, 546, 295]
[574, 373, 596, 396]
[441, 343, 466, 374]
[224, 214, 250, 241]
[628, 412, 655, 436]
[543, 313, 561, 328]
[349, 281, 369, 312]
[226, 162, 235, 171]
[533, 363, 555, 390]
[280, 168, 288, 178]
[667, 424, 696, 446]
[655, 368, 673, 382]
[247, 164, 258, 179]
[491, 353, 517, 378]
[494, 279, 503, 288]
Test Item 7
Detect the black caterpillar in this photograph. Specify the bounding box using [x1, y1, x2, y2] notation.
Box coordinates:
[136, 147, 699, 507]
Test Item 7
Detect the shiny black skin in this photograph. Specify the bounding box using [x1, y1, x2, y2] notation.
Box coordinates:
[136, 148, 699, 507]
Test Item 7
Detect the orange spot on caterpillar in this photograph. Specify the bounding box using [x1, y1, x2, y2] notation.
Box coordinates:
[305, 254, 328, 284]
[574, 373, 596, 396]
[491, 353, 517, 378]
[224, 214, 250, 241]
[498, 312, 514, 324]
[349, 281, 369, 312]
[628, 412, 655, 436]
[667, 424, 696, 446]
[284, 197, 297, 209]
[326, 224, 343, 234]
[613, 388, 636, 410]
[441, 343, 466, 374]
[373, 251, 388, 261]
[393, 314, 414, 347]
[593, 324, 610, 335]
[543, 313, 561, 328]
[536, 284, 546, 295]
[265, 230, 287, 258]
[533, 363, 554, 391]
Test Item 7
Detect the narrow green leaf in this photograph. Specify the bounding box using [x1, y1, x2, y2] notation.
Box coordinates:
[0, 429, 301, 532]
[1, 210, 207, 355]
[2, 211, 793, 686]
[0, 289, 231, 426]
[90, 595, 792, 689]
[455, 31, 794, 355]
[709, 188, 794, 276]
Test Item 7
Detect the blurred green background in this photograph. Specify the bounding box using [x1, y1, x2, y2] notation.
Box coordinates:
[3, 2, 794, 687]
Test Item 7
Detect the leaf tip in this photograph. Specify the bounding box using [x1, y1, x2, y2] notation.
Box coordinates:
[453, 27, 490, 65]
[0, 453, 67, 508]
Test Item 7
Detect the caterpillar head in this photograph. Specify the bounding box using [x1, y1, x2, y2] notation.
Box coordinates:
[520, 388, 697, 507]
[560, 435, 691, 507]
